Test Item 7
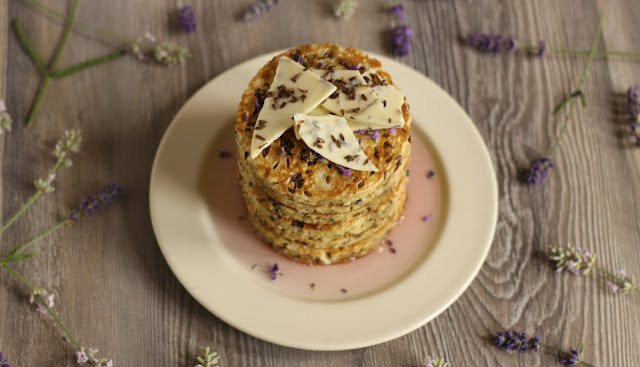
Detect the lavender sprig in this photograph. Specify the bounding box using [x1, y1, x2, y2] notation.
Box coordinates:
[0, 182, 123, 269]
[392, 25, 412, 57]
[494, 331, 592, 366]
[0, 99, 12, 135]
[627, 87, 640, 146]
[549, 246, 639, 295]
[17, 0, 190, 125]
[389, 1, 412, 57]
[0, 353, 11, 367]
[242, 0, 280, 22]
[178, 5, 197, 33]
[523, 13, 603, 185]
[1, 265, 112, 366]
[0, 130, 82, 236]
[334, 0, 357, 20]
[195, 346, 219, 367]
[464, 32, 640, 59]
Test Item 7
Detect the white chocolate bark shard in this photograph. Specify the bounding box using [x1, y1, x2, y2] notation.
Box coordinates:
[294, 113, 378, 172]
[250, 57, 337, 158]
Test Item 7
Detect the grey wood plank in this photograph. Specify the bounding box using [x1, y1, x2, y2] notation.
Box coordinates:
[1, 0, 639, 366]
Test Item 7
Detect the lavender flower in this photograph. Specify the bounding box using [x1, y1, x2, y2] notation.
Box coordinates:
[606, 269, 637, 295]
[268, 263, 280, 280]
[336, 165, 352, 177]
[549, 246, 596, 275]
[334, 0, 357, 20]
[70, 183, 123, 223]
[0, 99, 12, 135]
[494, 331, 531, 352]
[367, 130, 381, 139]
[422, 214, 433, 222]
[390, 4, 406, 21]
[525, 157, 554, 185]
[242, 0, 280, 22]
[537, 40, 548, 58]
[179, 5, 197, 33]
[424, 356, 447, 367]
[392, 24, 412, 57]
[76, 349, 89, 364]
[0, 352, 11, 367]
[75, 347, 111, 366]
[465, 33, 517, 53]
[427, 170, 435, 179]
[388, 128, 397, 134]
[34, 173, 56, 194]
[53, 129, 82, 168]
[36, 292, 55, 314]
[627, 86, 640, 145]
[154, 42, 191, 66]
[560, 344, 583, 366]
[195, 346, 219, 367]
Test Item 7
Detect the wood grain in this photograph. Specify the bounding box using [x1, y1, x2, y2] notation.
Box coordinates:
[1, 0, 639, 366]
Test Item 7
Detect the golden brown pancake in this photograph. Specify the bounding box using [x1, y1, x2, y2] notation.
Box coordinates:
[235, 43, 412, 264]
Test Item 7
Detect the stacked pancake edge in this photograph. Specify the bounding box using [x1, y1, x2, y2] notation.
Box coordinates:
[235, 43, 412, 265]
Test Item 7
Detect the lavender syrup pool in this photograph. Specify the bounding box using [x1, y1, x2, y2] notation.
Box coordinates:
[205, 128, 445, 301]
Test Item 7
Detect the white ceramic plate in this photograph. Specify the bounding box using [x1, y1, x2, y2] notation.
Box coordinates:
[149, 51, 498, 351]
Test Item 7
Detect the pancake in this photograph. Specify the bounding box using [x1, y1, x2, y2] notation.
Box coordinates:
[234, 43, 412, 264]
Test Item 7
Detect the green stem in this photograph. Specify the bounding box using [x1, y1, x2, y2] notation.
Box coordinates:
[547, 12, 604, 158]
[0, 157, 64, 235]
[23, 0, 134, 44]
[0, 192, 42, 234]
[13, 18, 47, 73]
[2, 264, 82, 349]
[51, 50, 126, 79]
[49, 0, 79, 70]
[520, 43, 640, 58]
[26, 75, 51, 127]
[540, 343, 594, 367]
[551, 48, 640, 58]
[594, 265, 640, 294]
[15, 220, 69, 255]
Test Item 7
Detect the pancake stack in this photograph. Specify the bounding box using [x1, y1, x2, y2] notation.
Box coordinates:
[234, 44, 412, 265]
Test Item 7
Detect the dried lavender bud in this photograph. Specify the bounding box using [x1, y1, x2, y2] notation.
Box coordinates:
[392, 25, 412, 57]
[494, 331, 531, 352]
[525, 158, 553, 185]
[178, 5, 197, 33]
[537, 40, 548, 58]
[242, 0, 280, 22]
[465, 33, 517, 53]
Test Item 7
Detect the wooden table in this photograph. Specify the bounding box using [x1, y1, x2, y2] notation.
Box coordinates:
[2, 1, 639, 365]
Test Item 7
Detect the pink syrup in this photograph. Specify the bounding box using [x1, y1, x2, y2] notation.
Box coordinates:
[205, 129, 444, 301]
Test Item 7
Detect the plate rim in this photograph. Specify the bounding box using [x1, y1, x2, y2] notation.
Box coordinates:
[149, 49, 498, 351]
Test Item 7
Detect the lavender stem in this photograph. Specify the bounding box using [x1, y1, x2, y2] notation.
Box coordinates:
[547, 12, 604, 158]
[540, 343, 594, 367]
[15, 220, 69, 255]
[0, 156, 65, 236]
[2, 264, 82, 349]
